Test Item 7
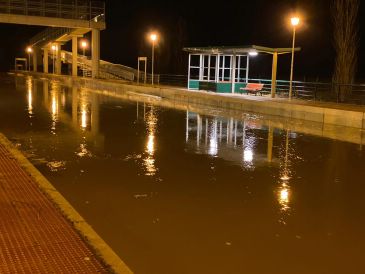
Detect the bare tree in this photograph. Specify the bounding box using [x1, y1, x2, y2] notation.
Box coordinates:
[332, 0, 359, 101]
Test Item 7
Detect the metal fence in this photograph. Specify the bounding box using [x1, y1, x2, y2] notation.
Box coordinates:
[248, 78, 365, 105]
[0, 0, 105, 21]
[154, 74, 365, 106]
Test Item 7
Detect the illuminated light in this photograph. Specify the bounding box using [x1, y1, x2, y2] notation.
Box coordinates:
[81, 110, 87, 129]
[26, 78, 33, 115]
[147, 134, 155, 155]
[281, 174, 290, 181]
[291, 17, 300, 27]
[280, 189, 289, 203]
[208, 121, 218, 156]
[144, 156, 156, 176]
[26, 47, 33, 53]
[51, 45, 58, 51]
[249, 51, 258, 57]
[209, 137, 218, 156]
[52, 96, 57, 115]
[244, 149, 253, 162]
[28, 89, 33, 114]
[144, 108, 157, 176]
[77, 142, 91, 158]
[278, 185, 291, 213]
[150, 33, 157, 42]
[81, 40, 88, 49]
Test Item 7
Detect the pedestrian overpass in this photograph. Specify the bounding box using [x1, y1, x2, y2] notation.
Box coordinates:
[0, 0, 105, 78]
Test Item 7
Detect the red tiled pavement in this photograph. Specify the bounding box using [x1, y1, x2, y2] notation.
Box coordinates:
[0, 143, 108, 273]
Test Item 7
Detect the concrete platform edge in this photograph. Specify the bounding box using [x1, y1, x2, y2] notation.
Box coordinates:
[0, 132, 133, 274]
[15, 71, 365, 130]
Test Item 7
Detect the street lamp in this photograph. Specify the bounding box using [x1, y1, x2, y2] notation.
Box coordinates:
[26, 47, 33, 71]
[149, 33, 158, 85]
[289, 17, 300, 100]
[80, 39, 88, 77]
[51, 44, 57, 74]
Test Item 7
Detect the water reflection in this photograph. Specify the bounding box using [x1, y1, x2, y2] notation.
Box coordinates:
[144, 106, 158, 176]
[36, 80, 100, 161]
[186, 111, 260, 168]
[278, 129, 292, 224]
[6, 76, 365, 274]
[50, 82, 59, 134]
[78, 88, 91, 131]
[26, 77, 33, 116]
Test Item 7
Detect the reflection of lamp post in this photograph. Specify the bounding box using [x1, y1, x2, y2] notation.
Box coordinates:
[289, 17, 300, 100]
[26, 47, 33, 71]
[80, 40, 88, 77]
[278, 129, 291, 216]
[51, 45, 57, 74]
[149, 33, 158, 85]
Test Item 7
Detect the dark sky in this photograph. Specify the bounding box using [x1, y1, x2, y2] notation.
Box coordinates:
[0, 0, 364, 81]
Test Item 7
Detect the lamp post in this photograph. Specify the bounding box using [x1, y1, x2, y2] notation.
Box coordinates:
[26, 47, 33, 71]
[80, 40, 88, 77]
[289, 17, 300, 100]
[51, 45, 57, 74]
[149, 33, 157, 85]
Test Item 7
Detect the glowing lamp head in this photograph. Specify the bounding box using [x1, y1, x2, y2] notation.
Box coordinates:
[291, 17, 300, 27]
[26, 47, 33, 53]
[150, 33, 157, 42]
[249, 51, 258, 57]
[81, 40, 88, 49]
[51, 45, 57, 51]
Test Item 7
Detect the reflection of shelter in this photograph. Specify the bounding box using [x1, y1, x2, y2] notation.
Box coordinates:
[186, 111, 279, 166]
[184, 45, 300, 97]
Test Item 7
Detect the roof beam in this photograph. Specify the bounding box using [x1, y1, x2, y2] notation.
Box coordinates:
[0, 13, 106, 29]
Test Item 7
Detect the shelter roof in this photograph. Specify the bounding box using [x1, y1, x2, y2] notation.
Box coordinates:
[183, 45, 301, 55]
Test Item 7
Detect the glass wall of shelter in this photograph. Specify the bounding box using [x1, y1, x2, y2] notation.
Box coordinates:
[184, 45, 300, 95]
[184, 47, 257, 94]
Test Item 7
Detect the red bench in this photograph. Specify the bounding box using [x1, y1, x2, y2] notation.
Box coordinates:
[240, 83, 266, 96]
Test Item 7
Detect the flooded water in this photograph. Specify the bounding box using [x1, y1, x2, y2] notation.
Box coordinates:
[1, 75, 365, 274]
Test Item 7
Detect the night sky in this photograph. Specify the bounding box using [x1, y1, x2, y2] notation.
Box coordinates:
[0, 0, 365, 81]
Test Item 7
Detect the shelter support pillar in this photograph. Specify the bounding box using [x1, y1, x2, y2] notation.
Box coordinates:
[231, 54, 236, 93]
[72, 36, 78, 77]
[43, 48, 49, 73]
[55, 43, 62, 75]
[271, 52, 278, 98]
[92, 28, 100, 78]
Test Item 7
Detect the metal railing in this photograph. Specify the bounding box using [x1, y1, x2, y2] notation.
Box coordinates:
[0, 0, 105, 22]
[163, 75, 365, 106]
[60, 50, 136, 81]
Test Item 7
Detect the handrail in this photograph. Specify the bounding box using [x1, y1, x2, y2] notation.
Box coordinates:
[0, 0, 105, 22]
[60, 50, 136, 81]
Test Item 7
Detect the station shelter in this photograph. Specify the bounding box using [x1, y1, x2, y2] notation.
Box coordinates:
[183, 45, 301, 98]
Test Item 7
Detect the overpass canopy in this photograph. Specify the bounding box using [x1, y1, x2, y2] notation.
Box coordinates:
[184, 45, 300, 55]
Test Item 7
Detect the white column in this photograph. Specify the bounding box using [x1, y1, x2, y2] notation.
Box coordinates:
[92, 28, 100, 78]
[72, 36, 78, 77]
[231, 54, 236, 93]
[271, 52, 278, 98]
[33, 48, 38, 72]
[43, 48, 49, 73]
[55, 43, 61, 75]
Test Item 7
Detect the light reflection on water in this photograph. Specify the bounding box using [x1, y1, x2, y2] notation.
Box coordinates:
[143, 105, 157, 176]
[2, 76, 365, 274]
